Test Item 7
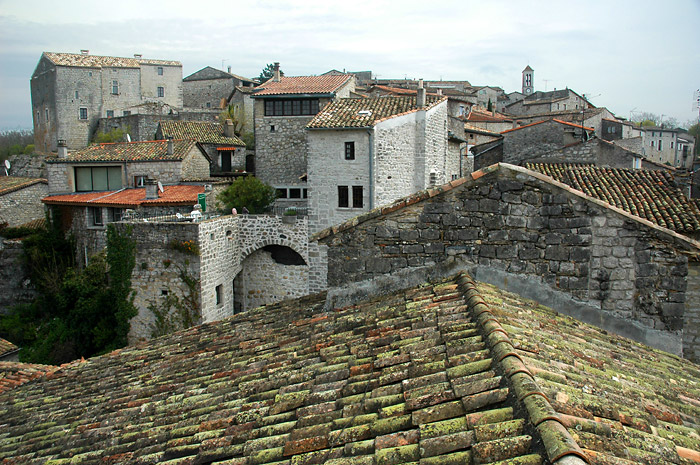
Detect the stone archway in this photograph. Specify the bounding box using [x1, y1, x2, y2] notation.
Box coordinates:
[233, 244, 309, 312]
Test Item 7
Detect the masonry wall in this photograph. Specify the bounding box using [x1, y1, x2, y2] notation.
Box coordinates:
[684, 263, 700, 361]
[424, 102, 452, 186]
[374, 112, 421, 205]
[31, 56, 59, 153]
[183, 77, 233, 110]
[307, 129, 370, 234]
[321, 166, 700, 358]
[503, 121, 582, 165]
[139, 64, 183, 109]
[0, 182, 48, 227]
[0, 240, 37, 315]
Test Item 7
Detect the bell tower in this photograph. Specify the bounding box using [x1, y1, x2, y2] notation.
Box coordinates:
[522, 65, 534, 95]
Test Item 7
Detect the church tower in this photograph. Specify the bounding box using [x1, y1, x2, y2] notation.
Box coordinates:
[522, 66, 534, 95]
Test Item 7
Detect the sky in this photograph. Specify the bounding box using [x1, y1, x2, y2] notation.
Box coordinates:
[1, 0, 699, 131]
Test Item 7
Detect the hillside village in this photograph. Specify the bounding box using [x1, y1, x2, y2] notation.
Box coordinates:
[1, 51, 700, 464]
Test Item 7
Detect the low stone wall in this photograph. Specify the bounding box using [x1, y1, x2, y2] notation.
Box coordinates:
[0, 239, 36, 315]
[319, 164, 700, 359]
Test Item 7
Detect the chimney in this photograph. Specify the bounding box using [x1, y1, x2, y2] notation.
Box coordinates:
[227, 65, 232, 74]
[437, 89, 443, 96]
[224, 119, 234, 137]
[273, 62, 281, 82]
[166, 137, 174, 156]
[417, 79, 426, 107]
[144, 179, 158, 200]
[80, 49, 89, 55]
[57, 139, 68, 158]
[134, 53, 142, 59]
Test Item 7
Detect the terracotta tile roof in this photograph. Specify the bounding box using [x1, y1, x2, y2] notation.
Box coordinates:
[307, 96, 446, 129]
[47, 139, 198, 163]
[525, 163, 700, 233]
[158, 121, 245, 146]
[0, 361, 57, 394]
[253, 75, 353, 96]
[43, 52, 180, 68]
[0, 338, 18, 358]
[466, 109, 512, 123]
[501, 119, 594, 134]
[0, 176, 47, 196]
[476, 278, 700, 465]
[2, 272, 698, 463]
[42, 185, 204, 208]
[369, 85, 421, 95]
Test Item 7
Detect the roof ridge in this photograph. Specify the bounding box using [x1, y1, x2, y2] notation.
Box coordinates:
[454, 273, 589, 464]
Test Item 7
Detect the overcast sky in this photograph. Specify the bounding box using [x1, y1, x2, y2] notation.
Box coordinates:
[1, 0, 699, 131]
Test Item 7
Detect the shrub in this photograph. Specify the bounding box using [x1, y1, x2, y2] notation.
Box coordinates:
[217, 175, 277, 214]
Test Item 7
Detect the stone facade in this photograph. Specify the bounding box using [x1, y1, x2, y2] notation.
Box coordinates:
[183, 66, 256, 113]
[505, 89, 590, 117]
[116, 214, 313, 341]
[318, 163, 700, 360]
[46, 145, 210, 194]
[502, 120, 591, 165]
[0, 181, 47, 227]
[308, 100, 455, 234]
[96, 112, 218, 143]
[31, 53, 182, 153]
[0, 239, 37, 315]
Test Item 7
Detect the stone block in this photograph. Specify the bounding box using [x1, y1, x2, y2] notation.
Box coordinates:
[496, 246, 517, 259]
[367, 258, 392, 273]
[400, 230, 419, 241]
[518, 245, 540, 260]
[480, 245, 496, 258]
[402, 244, 424, 254]
[488, 230, 508, 241]
[478, 199, 499, 213]
[425, 243, 445, 254]
[505, 216, 527, 228]
[497, 179, 524, 192]
[420, 229, 441, 240]
[545, 246, 569, 261]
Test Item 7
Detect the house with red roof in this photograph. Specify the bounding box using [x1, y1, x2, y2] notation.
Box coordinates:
[43, 138, 213, 264]
[251, 63, 356, 207]
[0, 176, 47, 228]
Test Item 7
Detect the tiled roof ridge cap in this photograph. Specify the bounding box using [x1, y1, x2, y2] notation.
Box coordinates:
[454, 272, 589, 465]
[373, 96, 447, 124]
[507, 163, 700, 253]
[0, 177, 47, 196]
[551, 119, 595, 132]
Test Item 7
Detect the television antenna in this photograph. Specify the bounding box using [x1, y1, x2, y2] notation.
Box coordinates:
[3, 159, 10, 176]
[157, 181, 164, 193]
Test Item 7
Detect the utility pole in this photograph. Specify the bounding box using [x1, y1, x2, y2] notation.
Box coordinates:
[542, 79, 551, 91]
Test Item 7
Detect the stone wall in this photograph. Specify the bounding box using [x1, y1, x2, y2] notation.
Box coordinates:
[684, 263, 700, 361]
[183, 76, 233, 110]
[503, 120, 581, 164]
[0, 182, 47, 227]
[139, 63, 183, 110]
[319, 164, 700, 358]
[6, 154, 47, 179]
[198, 217, 241, 322]
[0, 239, 36, 315]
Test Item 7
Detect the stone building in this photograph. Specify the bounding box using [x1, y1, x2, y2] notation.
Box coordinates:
[182, 66, 257, 111]
[638, 126, 696, 169]
[504, 88, 592, 117]
[156, 120, 247, 175]
[512, 107, 617, 139]
[0, 176, 47, 227]
[31, 51, 183, 153]
[251, 65, 356, 200]
[315, 162, 700, 361]
[500, 119, 595, 165]
[306, 92, 455, 233]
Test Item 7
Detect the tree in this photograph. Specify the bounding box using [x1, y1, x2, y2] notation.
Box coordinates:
[688, 123, 700, 156]
[486, 98, 493, 112]
[217, 175, 277, 214]
[0, 221, 138, 364]
[257, 63, 283, 84]
[633, 112, 679, 129]
[218, 104, 245, 135]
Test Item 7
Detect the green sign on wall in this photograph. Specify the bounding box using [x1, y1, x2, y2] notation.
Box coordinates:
[198, 193, 206, 212]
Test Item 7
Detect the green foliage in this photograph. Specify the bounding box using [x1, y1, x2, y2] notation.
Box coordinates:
[23, 144, 35, 155]
[148, 267, 201, 338]
[688, 123, 700, 156]
[218, 104, 245, 135]
[0, 129, 33, 160]
[93, 127, 129, 144]
[0, 225, 36, 239]
[486, 98, 493, 112]
[257, 63, 283, 83]
[217, 175, 277, 214]
[0, 222, 138, 364]
[240, 131, 255, 149]
[639, 119, 656, 127]
[284, 208, 298, 216]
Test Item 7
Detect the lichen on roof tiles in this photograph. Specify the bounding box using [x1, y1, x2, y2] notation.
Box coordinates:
[0, 176, 46, 196]
[525, 163, 700, 234]
[159, 121, 245, 146]
[253, 74, 353, 96]
[47, 139, 197, 163]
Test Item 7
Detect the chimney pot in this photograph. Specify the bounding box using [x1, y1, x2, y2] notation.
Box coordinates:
[134, 53, 142, 59]
[417, 79, 426, 107]
[224, 119, 234, 137]
[227, 65, 232, 73]
[166, 137, 174, 156]
[57, 139, 68, 158]
[273, 62, 281, 82]
[80, 49, 89, 55]
[144, 179, 158, 199]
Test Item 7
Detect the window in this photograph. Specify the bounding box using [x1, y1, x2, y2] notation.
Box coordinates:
[651, 140, 655, 147]
[89, 207, 103, 226]
[79, 107, 88, 120]
[264, 98, 320, 116]
[75, 90, 79, 99]
[75, 166, 122, 191]
[157, 66, 163, 75]
[206, 102, 211, 108]
[215, 284, 223, 305]
[658, 140, 662, 151]
[220, 151, 232, 171]
[633, 157, 642, 169]
[338, 186, 363, 208]
[157, 86, 165, 97]
[289, 188, 302, 199]
[276, 187, 308, 199]
[45, 108, 49, 121]
[352, 186, 363, 208]
[107, 207, 123, 222]
[345, 141, 355, 160]
[123, 110, 131, 116]
[671, 141, 674, 149]
[338, 186, 349, 208]
[134, 175, 147, 187]
[106, 110, 114, 118]
[112, 80, 118, 95]
[429, 172, 438, 186]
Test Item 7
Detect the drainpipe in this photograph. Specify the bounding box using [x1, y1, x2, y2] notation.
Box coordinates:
[367, 129, 374, 210]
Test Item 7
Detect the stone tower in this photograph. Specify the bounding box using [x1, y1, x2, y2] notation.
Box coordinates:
[522, 65, 534, 95]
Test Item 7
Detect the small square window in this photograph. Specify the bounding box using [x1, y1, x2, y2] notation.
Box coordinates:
[89, 207, 103, 226]
[79, 107, 88, 120]
[345, 141, 355, 160]
[157, 66, 163, 75]
[123, 110, 131, 116]
[135, 175, 147, 187]
[216, 284, 223, 305]
[106, 110, 114, 118]
[157, 86, 165, 98]
[276, 188, 287, 199]
[270, 125, 276, 132]
[75, 90, 79, 99]
[206, 102, 211, 108]
[289, 188, 302, 199]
